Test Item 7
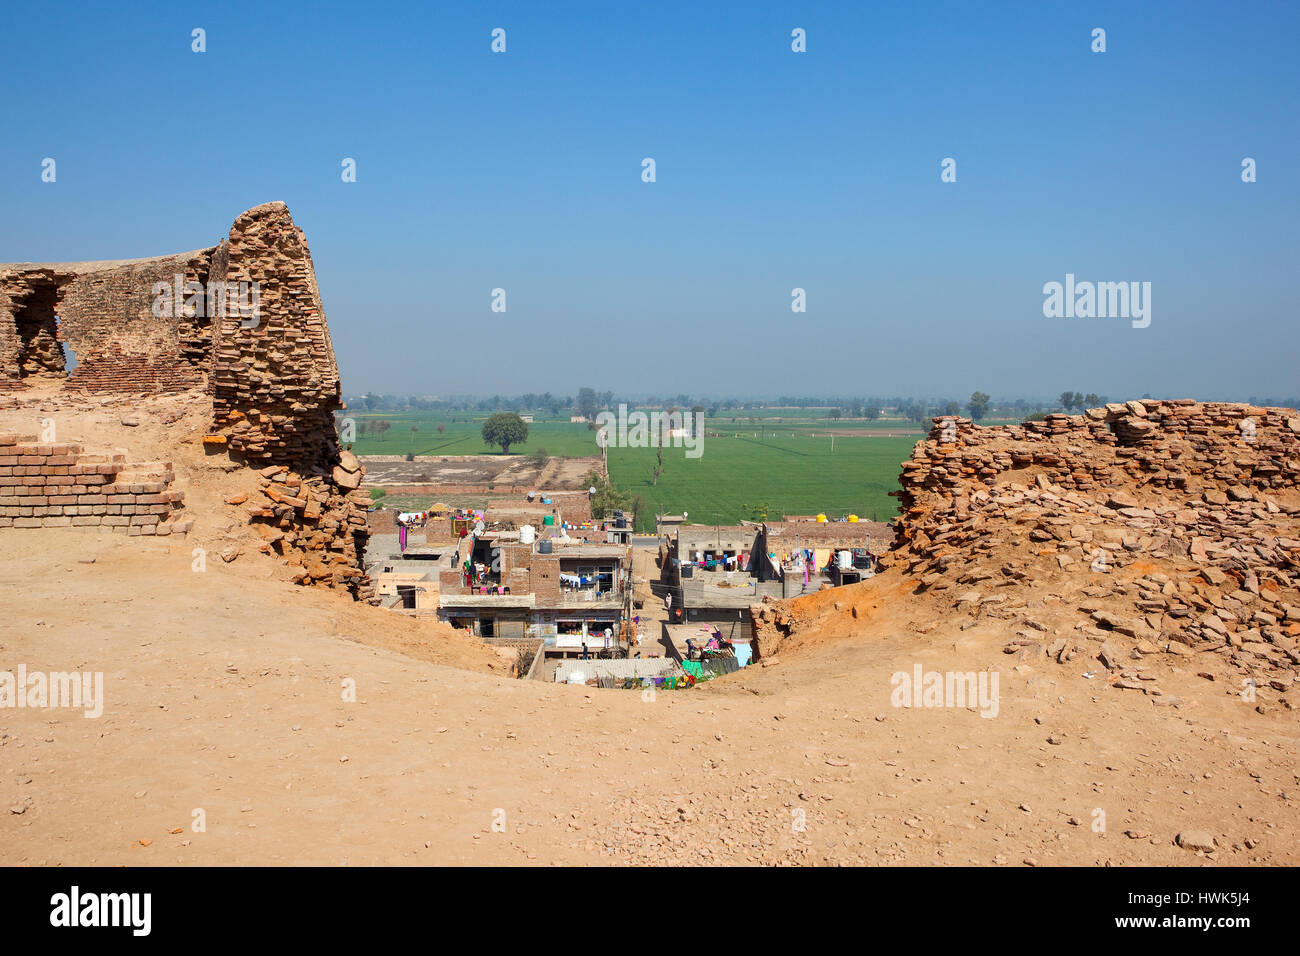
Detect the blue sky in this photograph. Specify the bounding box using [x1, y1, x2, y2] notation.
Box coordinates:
[2, 1, 1297, 400]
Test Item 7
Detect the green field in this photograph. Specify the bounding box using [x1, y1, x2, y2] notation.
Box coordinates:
[343, 411, 938, 531]
[607, 432, 918, 531]
[344, 415, 600, 458]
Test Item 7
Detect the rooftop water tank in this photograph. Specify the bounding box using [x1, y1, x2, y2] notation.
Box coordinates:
[520, 524, 536, 544]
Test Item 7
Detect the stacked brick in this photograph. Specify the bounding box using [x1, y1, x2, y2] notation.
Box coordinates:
[0, 433, 189, 534]
[209, 202, 341, 466]
[885, 400, 1300, 701]
[204, 203, 371, 601]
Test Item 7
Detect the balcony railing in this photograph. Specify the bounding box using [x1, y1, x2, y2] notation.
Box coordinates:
[557, 585, 627, 605]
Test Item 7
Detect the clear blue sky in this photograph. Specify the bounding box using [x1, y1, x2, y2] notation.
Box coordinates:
[2, 1, 1297, 401]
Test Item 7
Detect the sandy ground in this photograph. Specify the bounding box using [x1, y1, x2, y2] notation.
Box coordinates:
[2, 536, 1294, 866]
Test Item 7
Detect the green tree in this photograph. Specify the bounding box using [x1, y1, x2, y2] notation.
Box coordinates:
[584, 470, 632, 519]
[864, 405, 882, 421]
[481, 412, 529, 454]
[577, 387, 598, 421]
[968, 392, 991, 421]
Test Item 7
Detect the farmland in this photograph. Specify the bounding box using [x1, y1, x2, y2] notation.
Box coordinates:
[345, 411, 929, 531]
[607, 431, 917, 530]
[344, 415, 600, 458]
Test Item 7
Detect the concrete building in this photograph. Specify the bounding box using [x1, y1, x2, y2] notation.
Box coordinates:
[437, 532, 632, 655]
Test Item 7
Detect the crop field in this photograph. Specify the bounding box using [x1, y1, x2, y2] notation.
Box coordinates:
[344, 416, 599, 458]
[344, 412, 955, 531]
[606, 432, 919, 531]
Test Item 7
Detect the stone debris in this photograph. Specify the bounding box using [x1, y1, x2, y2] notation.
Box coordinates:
[877, 402, 1300, 697]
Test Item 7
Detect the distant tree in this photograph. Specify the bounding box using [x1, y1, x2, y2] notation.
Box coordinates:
[828, 407, 843, 420]
[864, 405, 882, 421]
[481, 412, 529, 454]
[903, 402, 930, 423]
[1084, 393, 1100, 407]
[375, 420, 392, 441]
[653, 447, 664, 486]
[577, 387, 598, 421]
[968, 392, 991, 421]
[436, 423, 446, 435]
[530, 447, 547, 465]
[942, 401, 961, 417]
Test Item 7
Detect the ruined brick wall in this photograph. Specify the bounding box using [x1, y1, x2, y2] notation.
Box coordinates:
[205, 204, 371, 601]
[209, 203, 340, 464]
[888, 400, 1300, 684]
[0, 251, 216, 393]
[894, 401, 1300, 522]
[0, 203, 373, 601]
[0, 433, 188, 533]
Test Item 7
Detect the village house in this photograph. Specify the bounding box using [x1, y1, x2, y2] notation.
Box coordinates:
[437, 528, 633, 660]
[755, 518, 879, 593]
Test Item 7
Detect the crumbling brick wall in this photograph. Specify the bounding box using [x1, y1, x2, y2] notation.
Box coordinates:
[0, 251, 215, 393]
[204, 203, 371, 601]
[888, 400, 1300, 685]
[0, 203, 372, 601]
